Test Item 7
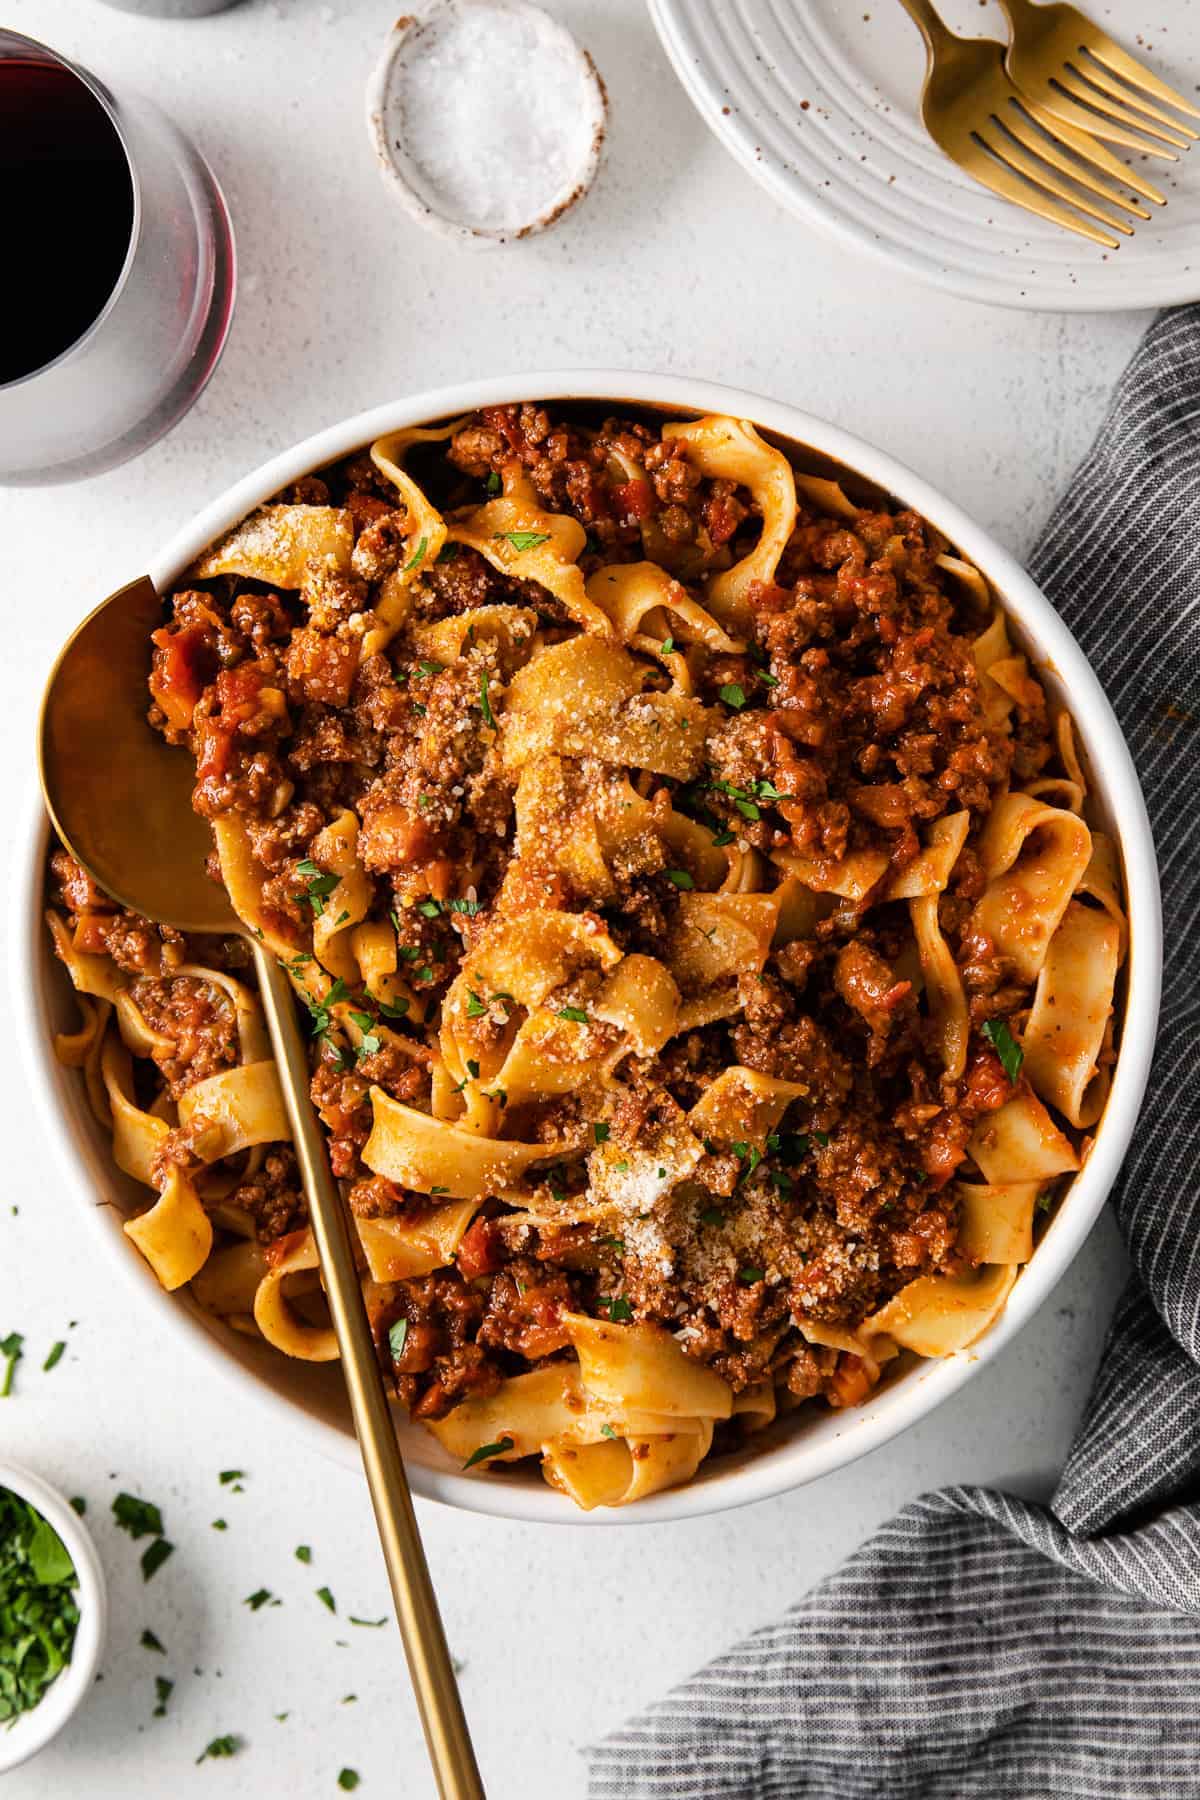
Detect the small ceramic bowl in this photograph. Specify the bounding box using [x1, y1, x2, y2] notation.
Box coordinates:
[0, 1461, 107, 1774]
[366, 0, 607, 247]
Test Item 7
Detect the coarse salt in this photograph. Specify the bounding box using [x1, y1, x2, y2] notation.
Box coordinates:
[371, 1, 606, 242]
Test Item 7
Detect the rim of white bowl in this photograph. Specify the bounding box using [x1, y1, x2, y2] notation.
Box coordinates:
[15, 370, 1162, 1525]
[0, 1460, 107, 1773]
[364, 1, 607, 249]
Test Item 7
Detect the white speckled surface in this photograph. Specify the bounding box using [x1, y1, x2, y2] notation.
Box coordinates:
[0, 2, 1145, 1794]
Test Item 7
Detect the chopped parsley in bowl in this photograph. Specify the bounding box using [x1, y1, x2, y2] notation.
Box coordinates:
[0, 1463, 106, 1773]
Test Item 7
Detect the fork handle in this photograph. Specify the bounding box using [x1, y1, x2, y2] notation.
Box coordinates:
[893, 0, 959, 56]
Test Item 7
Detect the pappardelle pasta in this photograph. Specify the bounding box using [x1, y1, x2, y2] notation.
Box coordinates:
[46, 403, 1126, 1509]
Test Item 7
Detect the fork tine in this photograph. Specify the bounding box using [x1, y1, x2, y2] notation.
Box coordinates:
[1000, 107, 1151, 219]
[1082, 38, 1200, 123]
[1070, 59, 1198, 143]
[1054, 67, 1192, 150]
[1015, 98, 1165, 208]
[965, 134, 1120, 248]
[1019, 81, 1178, 163]
[977, 121, 1134, 235]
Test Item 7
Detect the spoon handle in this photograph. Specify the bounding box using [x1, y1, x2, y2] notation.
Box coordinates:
[253, 944, 484, 1800]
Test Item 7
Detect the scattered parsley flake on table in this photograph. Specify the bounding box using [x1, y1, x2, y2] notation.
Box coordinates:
[112, 1493, 163, 1539]
[1, 1331, 23, 1397]
[196, 1733, 242, 1763]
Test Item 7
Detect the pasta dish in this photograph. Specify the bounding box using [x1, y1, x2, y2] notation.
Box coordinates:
[45, 404, 1126, 1509]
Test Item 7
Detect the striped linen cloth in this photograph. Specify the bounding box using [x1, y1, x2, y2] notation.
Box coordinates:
[587, 305, 1200, 1800]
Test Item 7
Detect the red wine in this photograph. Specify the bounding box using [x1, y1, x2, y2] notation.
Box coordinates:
[1, 59, 135, 385]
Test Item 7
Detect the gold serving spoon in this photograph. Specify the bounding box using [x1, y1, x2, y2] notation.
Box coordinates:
[39, 577, 484, 1800]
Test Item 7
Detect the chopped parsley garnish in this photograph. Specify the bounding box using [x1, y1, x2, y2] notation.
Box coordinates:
[494, 530, 550, 552]
[141, 1539, 173, 1582]
[478, 671, 495, 728]
[719, 683, 746, 710]
[295, 1545, 312, 1564]
[196, 1735, 241, 1763]
[738, 1267, 764, 1285]
[0, 1487, 79, 1722]
[316, 1586, 336, 1613]
[153, 1675, 174, 1717]
[600, 1424, 618, 1441]
[42, 1340, 66, 1373]
[374, 994, 411, 1020]
[141, 1628, 166, 1653]
[112, 1493, 163, 1540]
[295, 858, 340, 917]
[557, 1006, 589, 1024]
[593, 1122, 610, 1144]
[338, 1771, 361, 1791]
[403, 535, 429, 573]
[486, 470, 502, 495]
[388, 1319, 408, 1361]
[665, 869, 695, 890]
[462, 1438, 514, 1470]
[982, 1018, 1024, 1084]
[0, 1332, 23, 1398]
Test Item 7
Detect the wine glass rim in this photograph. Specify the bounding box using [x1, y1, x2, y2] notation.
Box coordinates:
[0, 28, 143, 394]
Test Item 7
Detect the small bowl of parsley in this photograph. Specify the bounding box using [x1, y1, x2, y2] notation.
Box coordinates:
[0, 1461, 106, 1773]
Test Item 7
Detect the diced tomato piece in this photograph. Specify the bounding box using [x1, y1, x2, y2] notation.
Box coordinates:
[614, 478, 654, 522]
[149, 625, 218, 730]
[455, 1216, 504, 1283]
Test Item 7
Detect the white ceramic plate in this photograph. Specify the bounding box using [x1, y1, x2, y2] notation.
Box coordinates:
[647, 0, 1200, 311]
[15, 371, 1161, 1523]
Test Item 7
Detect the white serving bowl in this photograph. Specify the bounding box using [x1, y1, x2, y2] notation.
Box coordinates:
[0, 1460, 107, 1773]
[14, 372, 1162, 1525]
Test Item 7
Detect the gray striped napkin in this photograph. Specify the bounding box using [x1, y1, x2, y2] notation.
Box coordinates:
[587, 305, 1200, 1800]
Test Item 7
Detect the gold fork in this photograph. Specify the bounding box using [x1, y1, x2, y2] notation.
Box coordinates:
[998, 0, 1199, 158]
[896, 0, 1165, 248]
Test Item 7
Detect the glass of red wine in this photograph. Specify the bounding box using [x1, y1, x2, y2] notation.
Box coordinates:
[0, 30, 236, 485]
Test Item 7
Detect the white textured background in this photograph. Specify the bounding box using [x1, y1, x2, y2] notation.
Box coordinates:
[0, 0, 1149, 1794]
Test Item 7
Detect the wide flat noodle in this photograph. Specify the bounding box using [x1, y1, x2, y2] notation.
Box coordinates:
[124, 1165, 213, 1292]
[866, 1264, 1018, 1357]
[447, 470, 613, 637]
[501, 635, 711, 781]
[968, 1089, 1080, 1184]
[363, 1086, 582, 1199]
[1023, 899, 1120, 1129]
[662, 417, 797, 631]
[910, 894, 969, 1080]
[973, 792, 1092, 983]
[176, 1060, 291, 1161]
[192, 505, 353, 587]
[355, 1203, 479, 1282]
[362, 420, 462, 658]
[252, 1230, 338, 1362]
